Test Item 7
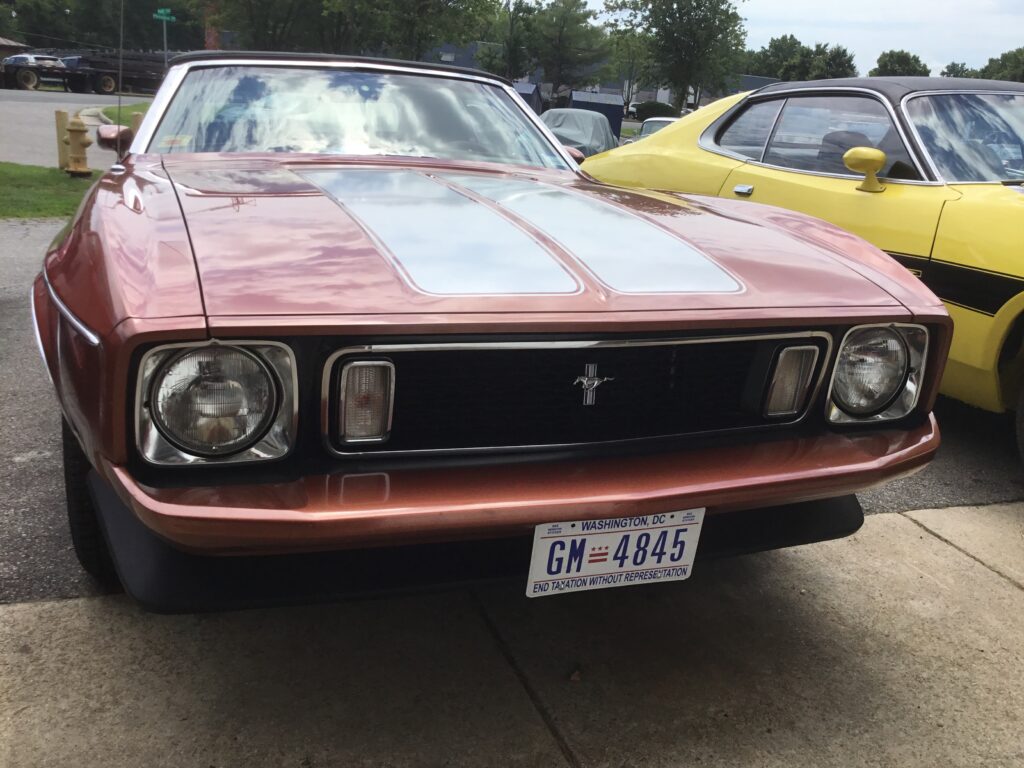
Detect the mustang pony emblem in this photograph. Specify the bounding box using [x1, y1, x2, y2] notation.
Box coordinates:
[574, 364, 614, 406]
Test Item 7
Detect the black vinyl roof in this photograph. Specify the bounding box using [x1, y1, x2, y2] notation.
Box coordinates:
[756, 76, 1024, 106]
[168, 50, 512, 86]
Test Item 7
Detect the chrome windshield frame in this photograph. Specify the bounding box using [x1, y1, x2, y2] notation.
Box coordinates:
[129, 57, 580, 172]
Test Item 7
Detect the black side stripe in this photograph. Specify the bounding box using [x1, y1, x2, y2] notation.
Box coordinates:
[886, 252, 1024, 317]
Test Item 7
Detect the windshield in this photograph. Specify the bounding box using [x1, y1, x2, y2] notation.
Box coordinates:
[905, 93, 1024, 182]
[150, 65, 568, 170]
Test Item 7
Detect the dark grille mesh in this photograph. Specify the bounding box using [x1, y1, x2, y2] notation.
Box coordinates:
[330, 338, 825, 453]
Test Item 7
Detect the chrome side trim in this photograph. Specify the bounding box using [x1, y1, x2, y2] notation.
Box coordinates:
[698, 86, 940, 186]
[29, 284, 56, 387]
[134, 340, 299, 467]
[825, 323, 929, 424]
[133, 58, 578, 171]
[899, 89, 1024, 184]
[320, 332, 834, 458]
[42, 270, 100, 346]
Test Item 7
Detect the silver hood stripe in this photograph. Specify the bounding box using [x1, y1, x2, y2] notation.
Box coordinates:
[441, 174, 740, 294]
[304, 169, 580, 296]
[304, 168, 741, 297]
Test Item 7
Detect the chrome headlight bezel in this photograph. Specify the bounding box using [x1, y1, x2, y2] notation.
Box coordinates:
[135, 340, 298, 466]
[827, 324, 929, 424]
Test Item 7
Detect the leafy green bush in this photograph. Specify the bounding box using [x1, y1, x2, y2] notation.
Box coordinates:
[635, 101, 677, 121]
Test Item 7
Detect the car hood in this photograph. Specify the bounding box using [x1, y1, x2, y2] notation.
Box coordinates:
[162, 157, 906, 319]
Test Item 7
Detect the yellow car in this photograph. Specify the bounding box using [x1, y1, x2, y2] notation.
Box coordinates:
[585, 77, 1024, 451]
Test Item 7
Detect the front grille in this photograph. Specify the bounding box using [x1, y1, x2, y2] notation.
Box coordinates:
[325, 335, 830, 455]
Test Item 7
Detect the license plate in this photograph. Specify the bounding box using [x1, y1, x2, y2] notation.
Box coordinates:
[526, 509, 704, 597]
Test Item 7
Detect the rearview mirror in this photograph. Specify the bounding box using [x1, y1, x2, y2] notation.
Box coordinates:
[843, 147, 887, 193]
[96, 124, 133, 155]
[564, 146, 586, 163]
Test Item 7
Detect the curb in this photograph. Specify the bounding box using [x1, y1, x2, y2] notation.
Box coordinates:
[79, 106, 111, 125]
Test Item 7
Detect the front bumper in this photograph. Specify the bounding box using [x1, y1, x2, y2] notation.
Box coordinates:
[95, 415, 939, 555]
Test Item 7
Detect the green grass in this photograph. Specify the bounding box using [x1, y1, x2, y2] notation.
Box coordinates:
[620, 126, 638, 139]
[100, 102, 150, 127]
[0, 162, 94, 219]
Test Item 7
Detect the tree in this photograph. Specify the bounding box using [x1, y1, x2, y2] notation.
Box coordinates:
[940, 61, 978, 78]
[979, 47, 1024, 82]
[383, 0, 494, 60]
[532, 0, 609, 96]
[746, 36, 856, 81]
[608, 0, 746, 110]
[806, 43, 857, 79]
[607, 26, 653, 104]
[477, 0, 539, 81]
[746, 34, 803, 78]
[869, 49, 930, 77]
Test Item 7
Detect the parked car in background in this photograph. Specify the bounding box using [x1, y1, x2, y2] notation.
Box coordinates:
[626, 100, 640, 118]
[5, 53, 64, 68]
[1, 52, 65, 89]
[585, 76, 1024, 458]
[34, 54, 950, 610]
[540, 107, 618, 157]
[623, 117, 678, 144]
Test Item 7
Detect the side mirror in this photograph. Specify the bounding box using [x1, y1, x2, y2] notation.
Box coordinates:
[96, 124, 133, 155]
[843, 147, 887, 193]
[564, 146, 586, 163]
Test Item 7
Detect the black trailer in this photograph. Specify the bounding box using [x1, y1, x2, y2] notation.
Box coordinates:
[1, 50, 166, 94]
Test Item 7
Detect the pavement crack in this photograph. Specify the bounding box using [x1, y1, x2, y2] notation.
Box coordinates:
[470, 588, 583, 768]
[900, 512, 1024, 591]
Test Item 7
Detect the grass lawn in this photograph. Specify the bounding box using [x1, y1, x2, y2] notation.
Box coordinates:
[0, 162, 93, 219]
[100, 102, 150, 127]
[620, 126, 638, 139]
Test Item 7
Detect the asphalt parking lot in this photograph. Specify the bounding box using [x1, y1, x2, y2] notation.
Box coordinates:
[3, 219, 1024, 766]
[0, 89, 149, 168]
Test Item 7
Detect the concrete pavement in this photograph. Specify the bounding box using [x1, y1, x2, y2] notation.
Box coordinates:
[2, 509, 1023, 767]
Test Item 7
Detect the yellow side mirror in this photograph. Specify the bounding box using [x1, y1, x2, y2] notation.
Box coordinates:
[843, 147, 887, 193]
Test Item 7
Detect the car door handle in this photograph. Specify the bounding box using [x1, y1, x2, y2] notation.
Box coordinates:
[733, 184, 754, 197]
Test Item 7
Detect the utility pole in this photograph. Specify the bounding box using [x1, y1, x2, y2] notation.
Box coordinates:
[153, 8, 177, 68]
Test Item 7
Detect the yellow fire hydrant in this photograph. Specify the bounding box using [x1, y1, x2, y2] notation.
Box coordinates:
[63, 116, 93, 178]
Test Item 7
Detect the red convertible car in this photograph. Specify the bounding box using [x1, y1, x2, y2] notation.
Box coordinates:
[32, 53, 950, 610]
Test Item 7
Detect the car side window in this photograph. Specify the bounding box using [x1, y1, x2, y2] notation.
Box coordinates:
[716, 100, 784, 159]
[763, 95, 921, 180]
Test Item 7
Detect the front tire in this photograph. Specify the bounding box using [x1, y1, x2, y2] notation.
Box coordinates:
[15, 67, 38, 90]
[62, 420, 118, 586]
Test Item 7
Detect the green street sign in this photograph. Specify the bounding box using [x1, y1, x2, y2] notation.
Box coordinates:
[153, 11, 176, 21]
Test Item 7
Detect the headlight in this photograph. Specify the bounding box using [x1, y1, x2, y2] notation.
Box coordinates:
[151, 347, 277, 456]
[136, 342, 297, 465]
[828, 325, 928, 423]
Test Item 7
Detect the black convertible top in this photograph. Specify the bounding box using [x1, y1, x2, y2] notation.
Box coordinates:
[169, 50, 512, 86]
[757, 76, 1024, 106]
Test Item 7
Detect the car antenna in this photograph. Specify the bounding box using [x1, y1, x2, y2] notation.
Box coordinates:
[116, 0, 124, 154]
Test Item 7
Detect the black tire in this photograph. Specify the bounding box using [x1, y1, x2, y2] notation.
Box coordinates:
[15, 67, 38, 90]
[1016, 387, 1024, 468]
[62, 419, 119, 586]
[93, 73, 116, 94]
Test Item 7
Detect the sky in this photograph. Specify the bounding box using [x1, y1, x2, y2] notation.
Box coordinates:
[738, 0, 1023, 75]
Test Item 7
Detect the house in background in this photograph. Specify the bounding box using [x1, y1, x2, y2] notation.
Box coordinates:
[0, 36, 29, 59]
